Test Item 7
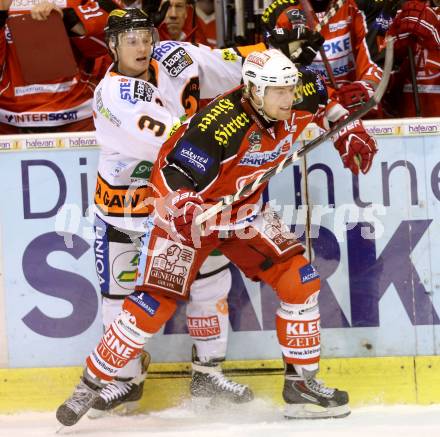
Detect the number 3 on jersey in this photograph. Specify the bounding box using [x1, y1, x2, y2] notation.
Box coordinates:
[138, 116, 166, 137]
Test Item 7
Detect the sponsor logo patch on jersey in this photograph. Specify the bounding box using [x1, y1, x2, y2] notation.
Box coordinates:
[119, 81, 137, 104]
[311, 53, 355, 79]
[163, 47, 193, 77]
[299, 264, 320, 284]
[197, 98, 236, 132]
[239, 134, 292, 166]
[96, 89, 121, 127]
[328, 20, 347, 32]
[248, 131, 262, 151]
[144, 238, 195, 298]
[128, 291, 160, 316]
[130, 160, 153, 181]
[174, 141, 213, 173]
[113, 251, 139, 290]
[221, 48, 238, 62]
[94, 216, 110, 291]
[187, 316, 221, 338]
[152, 40, 180, 60]
[134, 81, 153, 102]
[321, 34, 351, 57]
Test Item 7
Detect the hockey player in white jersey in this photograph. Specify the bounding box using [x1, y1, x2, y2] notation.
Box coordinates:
[89, 8, 253, 416]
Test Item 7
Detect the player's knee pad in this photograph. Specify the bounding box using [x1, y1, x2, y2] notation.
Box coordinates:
[274, 256, 320, 304]
[87, 308, 152, 382]
[123, 290, 177, 334]
[94, 216, 143, 298]
[187, 268, 231, 362]
[276, 293, 320, 370]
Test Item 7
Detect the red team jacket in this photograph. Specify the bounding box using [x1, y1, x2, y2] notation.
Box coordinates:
[0, 0, 111, 130]
[389, 6, 440, 117]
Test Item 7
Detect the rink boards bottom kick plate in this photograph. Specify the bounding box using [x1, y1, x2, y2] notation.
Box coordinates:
[0, 356, 439, 413]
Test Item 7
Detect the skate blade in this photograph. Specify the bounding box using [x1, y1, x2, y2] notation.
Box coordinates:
[191, 395, 254, 413]
[88, 401, 140, 419]
[284, 402, 351, 420]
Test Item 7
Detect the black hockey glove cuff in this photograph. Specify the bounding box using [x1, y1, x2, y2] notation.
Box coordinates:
[143, 0, 170, 26]
[295, 30, 324, 66]
[265, 27, 324, 65]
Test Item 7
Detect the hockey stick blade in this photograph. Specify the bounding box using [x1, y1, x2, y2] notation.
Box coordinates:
[195, 37, 394, 226]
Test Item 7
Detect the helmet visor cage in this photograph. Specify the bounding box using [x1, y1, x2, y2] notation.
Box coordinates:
[117, 29, 157, 48]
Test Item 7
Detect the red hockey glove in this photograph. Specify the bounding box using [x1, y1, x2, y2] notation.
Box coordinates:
[169, 189, 204, 245]
[388, 1, 440, 51]
[336, 81, 375, 112]
[332, 119, 378, 175]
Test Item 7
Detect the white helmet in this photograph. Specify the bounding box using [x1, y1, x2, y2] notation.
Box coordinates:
[242, 49, 300, 100]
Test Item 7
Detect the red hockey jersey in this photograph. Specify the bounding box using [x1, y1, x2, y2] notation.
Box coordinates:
[264, 0, 383, 88]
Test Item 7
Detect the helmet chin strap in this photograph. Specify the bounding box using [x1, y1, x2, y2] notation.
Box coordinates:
[249, 94, 278, 123]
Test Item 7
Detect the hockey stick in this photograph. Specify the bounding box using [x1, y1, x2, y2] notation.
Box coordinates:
[290, 0, 345, 62]
[195, 37, 394, 227]
[407, 46, 421, 116]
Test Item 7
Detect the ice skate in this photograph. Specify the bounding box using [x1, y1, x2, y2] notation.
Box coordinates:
[88, 352, 150, 418]
[283, 364, 350, 419]
[56, 374, 103, 426]
[190, 348, 254, 407]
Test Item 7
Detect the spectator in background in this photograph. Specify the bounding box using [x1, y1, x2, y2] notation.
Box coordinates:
[158, 0, 209, 44]
[384, 0, 440, 117]
[0, 0, 111, 134]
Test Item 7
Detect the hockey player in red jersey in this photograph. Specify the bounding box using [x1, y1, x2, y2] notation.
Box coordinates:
[262, 0, 383, 115]
[386, 0, 440, 117]
[0, 0, 111, 133]
[56, 48, 378, 426]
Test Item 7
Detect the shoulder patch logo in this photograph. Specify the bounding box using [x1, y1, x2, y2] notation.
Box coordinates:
[174, 140, 213, 173]
[221, 48, 238, 62]
[163, 47, 193, 77]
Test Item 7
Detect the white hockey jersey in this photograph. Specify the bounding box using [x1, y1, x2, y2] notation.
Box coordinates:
[93, 41, 243, 233]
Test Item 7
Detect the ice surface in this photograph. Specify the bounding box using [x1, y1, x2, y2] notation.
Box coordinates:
[0, 400, 439, 437]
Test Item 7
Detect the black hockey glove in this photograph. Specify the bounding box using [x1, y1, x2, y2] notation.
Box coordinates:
[266, 27, 324, 66]
[142, 0, 170, 26]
